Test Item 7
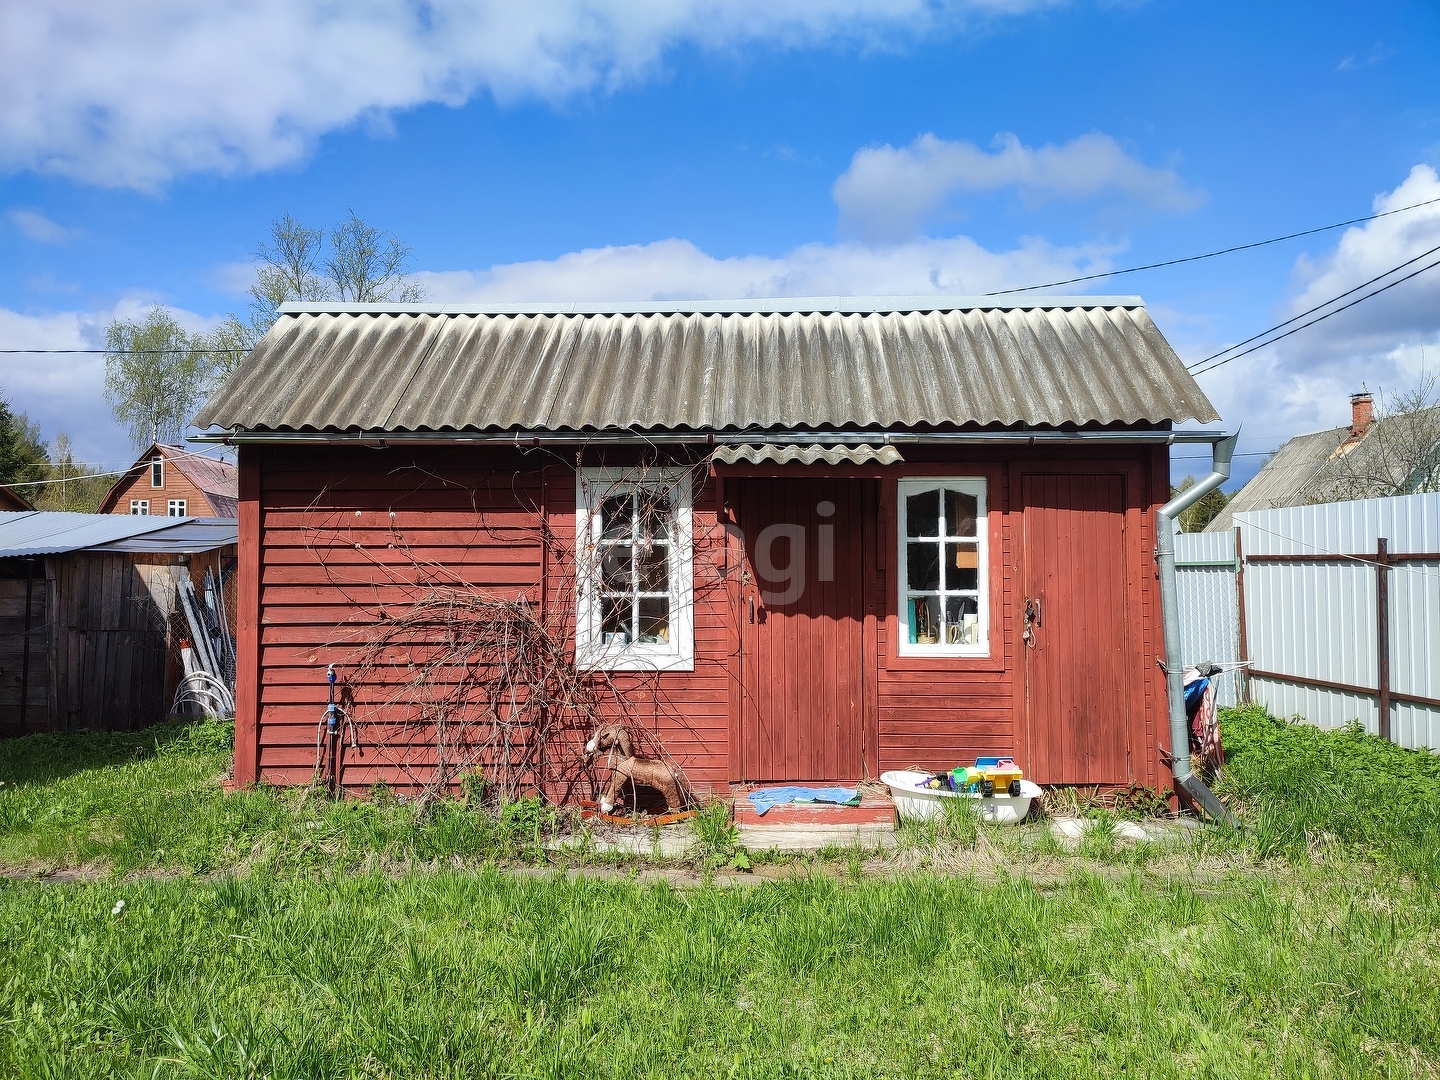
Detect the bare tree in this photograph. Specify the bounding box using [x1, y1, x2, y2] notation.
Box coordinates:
[251, 213, 329, 328]
[1305, 370, 1440, 503]
[325, 210, 426, 303]
[216, 211, 426, 360]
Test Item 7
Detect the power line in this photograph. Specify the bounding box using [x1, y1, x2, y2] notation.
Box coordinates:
[1189, 254, 1440, 377]
[0, 347, 247, 355]
[983, 194, 1440, 296]
[1188, 241, 1440, 371]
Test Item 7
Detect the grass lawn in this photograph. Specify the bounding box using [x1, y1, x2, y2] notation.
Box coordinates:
[1, 707, 1438, 1078]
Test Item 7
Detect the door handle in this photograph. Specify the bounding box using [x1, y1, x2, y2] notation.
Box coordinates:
[749, 596, 755, 623]
[1022, 597, 1041, 647]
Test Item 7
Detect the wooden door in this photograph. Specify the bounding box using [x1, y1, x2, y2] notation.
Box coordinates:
[737, 478, 867, 781]
[1021, 474, 1132, 784]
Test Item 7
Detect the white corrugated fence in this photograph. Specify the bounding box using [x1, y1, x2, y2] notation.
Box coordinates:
[1174, 492, 1440, 751]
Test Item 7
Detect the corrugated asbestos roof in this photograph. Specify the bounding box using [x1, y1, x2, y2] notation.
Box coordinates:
[0, 512, 181, 558]
[714, 444, 903, 466]
[194, 298, 1219, 435]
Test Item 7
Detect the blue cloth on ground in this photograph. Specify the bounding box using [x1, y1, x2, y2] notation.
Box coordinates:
[747, 786, 861, 816]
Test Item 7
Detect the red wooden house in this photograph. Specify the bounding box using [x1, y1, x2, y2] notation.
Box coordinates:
[98, 444, 238, 518]
[194, 297, 1223, 797]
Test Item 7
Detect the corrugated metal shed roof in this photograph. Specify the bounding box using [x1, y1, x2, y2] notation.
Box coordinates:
[194, 297, 1219, 434]
[0, 512, 180, 558]
[86, 518, 237, 553]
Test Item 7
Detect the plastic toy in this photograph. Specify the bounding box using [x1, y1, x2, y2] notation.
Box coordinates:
[919, 757, 1026, 797]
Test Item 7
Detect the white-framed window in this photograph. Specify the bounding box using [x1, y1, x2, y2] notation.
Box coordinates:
[150, 458, 164, 488]
[897, 478, 989, 657]
[167, 499, 187, 517]
[575, 468, 694, 672]
[129, 499, 150, 515]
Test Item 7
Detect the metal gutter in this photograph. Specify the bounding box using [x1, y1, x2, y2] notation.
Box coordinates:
[193, 428, 1227, 447]
[1155, 429, 1239, 823]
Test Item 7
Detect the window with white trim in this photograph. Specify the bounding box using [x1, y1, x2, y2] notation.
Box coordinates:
[129, 499, 150, 515]
[167, 499, 187, 517]
[575, 469, 694, 671]
[897, 478, 988, 656]
[150, 458, 164, 488]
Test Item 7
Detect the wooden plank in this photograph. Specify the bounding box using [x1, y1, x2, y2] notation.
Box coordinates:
[235, 448, 262, 785]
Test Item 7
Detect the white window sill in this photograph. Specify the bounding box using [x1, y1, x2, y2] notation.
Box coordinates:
[575, 647, 694, 673]
[897, 644, 991, 660]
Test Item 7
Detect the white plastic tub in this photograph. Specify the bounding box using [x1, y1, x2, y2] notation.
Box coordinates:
[881, 770, 1043, 826]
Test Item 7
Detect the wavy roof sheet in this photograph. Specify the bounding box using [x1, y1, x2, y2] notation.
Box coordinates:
[0, 512, 180, 558]
[194, 298, 1219, 434]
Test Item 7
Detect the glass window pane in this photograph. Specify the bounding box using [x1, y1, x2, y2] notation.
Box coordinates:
[907, 542, 940, 591]
[945, 490, 978, 538]
[600, 495, 631, 541]
[947, 542, 979, 590]
[601, 596, 632, 642]
[636, 543, 669, 592]
[944, 596, 981, 645]
[906, 489, 940, 538]
[601, 543, 632, 591]
[638, 598, 670, 643]
[909, 595, 941, 644]
[639, 491, 672, 542]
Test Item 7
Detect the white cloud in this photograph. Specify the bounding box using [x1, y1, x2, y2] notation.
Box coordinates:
[833, 131, 1206, 242]
[6, 208, 81, 244]
[0, 0, 1057, 190]
[0, 299, 222, 466]
[1183, 165, 1440, 472]
[415, 232, 1118, 303]
[1276, 164, 1440, 367]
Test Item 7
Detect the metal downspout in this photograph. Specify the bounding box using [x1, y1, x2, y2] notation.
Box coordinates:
[1156, 430, 1239, 823]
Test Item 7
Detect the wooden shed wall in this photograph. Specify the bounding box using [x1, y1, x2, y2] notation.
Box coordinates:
[1, 548, 236, 736]
[238, 443, 1171, 794]
[0, 561, 49, 736]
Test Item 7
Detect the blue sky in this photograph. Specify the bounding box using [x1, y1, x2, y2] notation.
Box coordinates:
[2, 0, 1438, 487]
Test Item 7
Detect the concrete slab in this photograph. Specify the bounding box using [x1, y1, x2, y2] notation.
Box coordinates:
[548, 828, 692, 859]
[737, 822, 896, 853]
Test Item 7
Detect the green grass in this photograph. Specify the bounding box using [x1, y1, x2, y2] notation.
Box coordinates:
[0, 719, 563, 875]
[2, 709, 1440, 1076]
[1218, 704, 1440, 880]
[3, 868, 1437, 1078]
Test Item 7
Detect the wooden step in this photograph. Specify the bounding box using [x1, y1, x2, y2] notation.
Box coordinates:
[731, 783, 897, 827]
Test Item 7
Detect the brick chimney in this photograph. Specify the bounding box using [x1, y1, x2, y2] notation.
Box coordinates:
[1350, 392, 1374, 439]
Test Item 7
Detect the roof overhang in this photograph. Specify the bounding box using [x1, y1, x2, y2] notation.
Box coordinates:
[193, 427, 1230, 447]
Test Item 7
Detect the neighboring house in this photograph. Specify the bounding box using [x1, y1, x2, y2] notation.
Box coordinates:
[194, 297, 1221, 796]
[97, 444, 239, 518]
[1206, 393, 1440, 533]
[0, 485, 35, 512]
[0, 512, 237, 734]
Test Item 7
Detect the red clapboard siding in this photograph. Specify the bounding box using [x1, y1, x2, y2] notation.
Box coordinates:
[241, 443, 1167, 797]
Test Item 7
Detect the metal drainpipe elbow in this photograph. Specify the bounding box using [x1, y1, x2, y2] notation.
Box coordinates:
[1156, 430, 1239, 824]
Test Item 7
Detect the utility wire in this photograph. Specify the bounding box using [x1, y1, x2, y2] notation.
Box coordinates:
[1187, 240, 1440, 371]
[1189, 254, 1440, 377]
[0, 347, 247, 355]
[4, 195, 1439, 354]
[983, 194, 1440, 296]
